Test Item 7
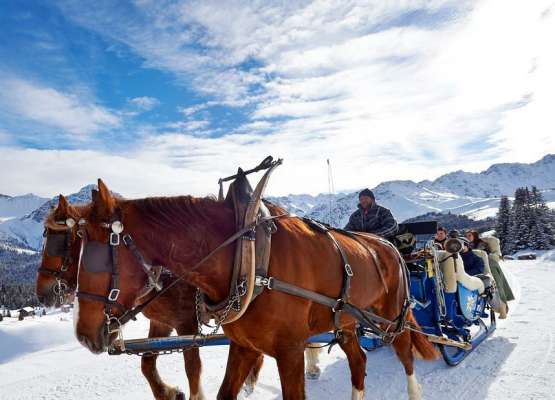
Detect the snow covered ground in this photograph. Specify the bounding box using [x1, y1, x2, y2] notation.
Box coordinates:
[1, 253, 554, 399]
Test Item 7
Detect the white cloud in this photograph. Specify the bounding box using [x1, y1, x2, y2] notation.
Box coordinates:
[165, 119, 210, 133]
[11, 0, 555, 196]
[178, 104, 207, 116]
[128, 96, 160, 110]
[0, 147, 213, 198]
[0, 77, 120, 137]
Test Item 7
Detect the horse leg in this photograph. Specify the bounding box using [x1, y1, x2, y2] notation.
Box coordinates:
[392, 330, 421, 400]
[275, 343, 306, 400]
[305, 345, 322, 380]
[176, 326, 205, 400]
[217, 341, 262, 400]
[142, 321, 183, 400]
[243, 354, 264, 396]
[338, 330, 367, 400]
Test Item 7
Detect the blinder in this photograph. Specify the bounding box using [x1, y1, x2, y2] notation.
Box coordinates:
[82, 240, 113, 273]
[45, 232, 69, 258]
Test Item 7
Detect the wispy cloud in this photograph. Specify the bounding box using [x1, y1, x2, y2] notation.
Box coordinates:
[0, 1, 553, 197]
[0, 77, 120, 137]
[128, 96, 160, 111]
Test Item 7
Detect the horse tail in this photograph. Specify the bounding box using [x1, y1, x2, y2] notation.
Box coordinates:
[406, 310, 439, 360]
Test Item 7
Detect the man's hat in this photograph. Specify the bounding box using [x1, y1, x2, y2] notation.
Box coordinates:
[359, 188, 375, 199]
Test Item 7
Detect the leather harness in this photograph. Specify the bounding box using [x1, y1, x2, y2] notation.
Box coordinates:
[75, 156, 412, 346]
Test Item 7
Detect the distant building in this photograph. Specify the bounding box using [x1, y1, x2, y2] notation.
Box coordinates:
[18, 307, 35, 319]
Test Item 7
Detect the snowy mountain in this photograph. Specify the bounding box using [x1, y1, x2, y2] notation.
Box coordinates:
[269, 154, 555, 226]
[0, 193, 48, 222]
[0, 185, 97, 251]
[0, 154, 553, 251]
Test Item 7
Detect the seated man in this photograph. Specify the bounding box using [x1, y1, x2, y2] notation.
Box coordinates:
[344, 188, 398, 238]
[434, 226, 447, 249]
[459, 238, 484, 276]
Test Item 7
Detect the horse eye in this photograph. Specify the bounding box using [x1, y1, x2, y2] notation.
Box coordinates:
[111, 221, 124, 234]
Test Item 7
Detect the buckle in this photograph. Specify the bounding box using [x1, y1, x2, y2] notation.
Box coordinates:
[344, 263, 354, 277]
[236, 279, 248, 297]
[108, 289, 120, 302]
[332, 299, 345, 313]
[242, 228, 256, 241]
[110, 232, 120, 246]
[255, 275, 273, 289]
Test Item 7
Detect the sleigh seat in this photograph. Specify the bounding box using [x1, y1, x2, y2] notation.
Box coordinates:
[438, 250, 485, 294]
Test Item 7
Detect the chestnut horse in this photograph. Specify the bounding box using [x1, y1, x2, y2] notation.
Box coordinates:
[75, 180, 437, 400]
[39, 195, 241, 400]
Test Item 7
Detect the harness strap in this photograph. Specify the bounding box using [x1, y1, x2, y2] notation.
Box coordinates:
[257, 276, 400, 340]
[122, 234, 163, 291]
[112, 213, 289, 327]
[38, 267, 64, 278]
[325, 230, 352, 340]
[76, 291, 128, 313]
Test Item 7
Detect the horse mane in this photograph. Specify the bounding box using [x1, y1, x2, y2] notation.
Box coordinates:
[122, 197, 288, 234]
[123, 195, 232, 232]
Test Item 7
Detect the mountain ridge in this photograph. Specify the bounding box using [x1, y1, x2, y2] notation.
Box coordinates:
[0, 154, 553, 250]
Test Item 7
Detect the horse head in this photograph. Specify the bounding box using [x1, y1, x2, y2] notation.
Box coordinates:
[74, 178, 238, 354]
[74, 179, 151, 353]
[37, 194, 90, 307]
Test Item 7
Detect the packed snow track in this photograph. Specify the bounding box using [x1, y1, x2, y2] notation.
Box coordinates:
[1, 253, 554, 399]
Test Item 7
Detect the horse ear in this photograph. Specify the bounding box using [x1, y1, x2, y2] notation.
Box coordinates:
[57, 194, 69, 213]
[94, 179, 115, 217]
[91, 189, 99, 202]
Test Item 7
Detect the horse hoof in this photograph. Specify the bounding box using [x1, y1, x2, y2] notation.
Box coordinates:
[306, 370, 320, 380]
[242, 383, 255, 397]
[174, 391, 185, 400]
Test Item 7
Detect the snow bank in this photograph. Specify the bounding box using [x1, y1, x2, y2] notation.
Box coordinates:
[2, 258, 555, 399]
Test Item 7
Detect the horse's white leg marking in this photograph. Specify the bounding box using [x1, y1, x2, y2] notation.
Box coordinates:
[407, 373, 422, 400]
[189, 386, 205, 400]
[243, 368, 257, 396]
[305, 346, 322, 380]
[351, 387, 364, 399]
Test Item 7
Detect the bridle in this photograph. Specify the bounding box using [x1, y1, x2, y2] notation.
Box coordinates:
[75, 212, 167, 343]
[39, 218, 78, 305]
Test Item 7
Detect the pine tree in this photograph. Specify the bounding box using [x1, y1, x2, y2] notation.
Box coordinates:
[496, 195, 511, 253]
[507, 187, 532, 253]
[530, 186, 553, 250]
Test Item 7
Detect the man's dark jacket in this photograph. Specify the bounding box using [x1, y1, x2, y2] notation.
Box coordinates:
[344, 203, 398, 238]
[460, 250, 484, 276]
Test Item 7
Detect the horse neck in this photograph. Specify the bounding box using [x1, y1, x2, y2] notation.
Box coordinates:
[124, 197, 236, 303]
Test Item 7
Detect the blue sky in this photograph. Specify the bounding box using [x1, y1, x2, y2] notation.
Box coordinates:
[0, 1, 554, 197]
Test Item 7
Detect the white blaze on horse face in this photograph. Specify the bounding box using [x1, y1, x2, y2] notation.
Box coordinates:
[73, 237, 86, 336]
[72, 294, 80, 336]
[351, 387, 364, 400]
[407, 374, 422, 400]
